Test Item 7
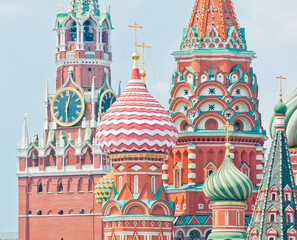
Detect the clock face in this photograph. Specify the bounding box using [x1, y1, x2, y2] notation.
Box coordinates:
[99, 89, 117, 117]
[51, 87, 85, 127]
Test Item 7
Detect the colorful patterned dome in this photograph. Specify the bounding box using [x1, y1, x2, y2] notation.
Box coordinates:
[270, 88, 297, 147]
[94, 171, 114, 205]
[96, 54, 178, 154]
[203, 143, 253, 201]
[274, 98, 287, 114]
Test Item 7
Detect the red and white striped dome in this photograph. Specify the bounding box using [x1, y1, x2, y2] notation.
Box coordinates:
[96, 58, 178, 154]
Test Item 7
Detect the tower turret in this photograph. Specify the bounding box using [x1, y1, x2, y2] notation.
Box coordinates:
[247, 96, 297, 239]
[96, 43, 178, 239]
[203, 139, 252, 240]
[165, 0, 266, 237]
[55, 0, 112, 90]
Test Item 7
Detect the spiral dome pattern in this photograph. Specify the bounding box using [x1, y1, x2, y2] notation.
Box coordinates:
[96, 59, 178, 154]
[203, 145, 253, 201]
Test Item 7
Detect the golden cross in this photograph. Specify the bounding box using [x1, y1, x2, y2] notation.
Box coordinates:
[136, 42, 151, 72]
[277, 75, 286, 98]
[223, 121, 233, 143]
[128, 22, 143, 52]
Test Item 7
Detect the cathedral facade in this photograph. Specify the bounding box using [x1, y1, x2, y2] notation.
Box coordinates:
[17, 0, 297, 240]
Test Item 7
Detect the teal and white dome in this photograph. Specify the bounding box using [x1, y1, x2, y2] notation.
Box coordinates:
[203, 143, 253, 201]
[270, 88, 297, 147]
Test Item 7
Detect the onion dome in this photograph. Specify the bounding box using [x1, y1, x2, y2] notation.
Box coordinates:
[203, 142, 253, 201]
[94, 171, 114, 205]
[270, 87, 297, 146]
[274, 98, 287, 114]
[96, 53, 178, 154]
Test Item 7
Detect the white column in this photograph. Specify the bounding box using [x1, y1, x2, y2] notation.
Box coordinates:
[56, 30, 60, 53]
[60, 28, 66, 51]
[107, 29, 112, 52]
[99, 27, 103, 51]
[80, 26, 84, 50]
[76, 27, 80, 50]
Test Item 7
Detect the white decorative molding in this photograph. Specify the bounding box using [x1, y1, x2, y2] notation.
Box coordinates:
[256, 146, 264, 151]
[162, 174, 168, 180]
[256, 155, 264, 161]
[230, 153, 234, 159]
[188, 144, 196, 150]
[256, 174, 263, 180]
[188, 173, 196, 179]
[188, 153, 196, 160]
[256, 164, 263, 170]
[149, 165, 158, 172]
[162, 165, 168, 171]
[130, 165, 142, 171]
[117, 165, 125, 172]
[188, 163, 196, 169]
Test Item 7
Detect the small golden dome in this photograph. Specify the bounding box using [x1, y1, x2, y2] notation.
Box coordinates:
[140, 69, 147, 78]
[132, 52, 140, 60]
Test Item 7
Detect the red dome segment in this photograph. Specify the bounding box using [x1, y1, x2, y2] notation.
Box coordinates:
[96, 64, 178, 154]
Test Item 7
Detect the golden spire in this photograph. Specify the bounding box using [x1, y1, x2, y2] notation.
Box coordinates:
[277, 75, 286, 99]
[128, 22, 143, 69]
[223, 121, 233, 154]
[136, 42, 151, 84]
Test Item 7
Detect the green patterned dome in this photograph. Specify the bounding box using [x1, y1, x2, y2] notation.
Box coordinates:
[274, 98, 287, 114]
[203, 143, 253, 201]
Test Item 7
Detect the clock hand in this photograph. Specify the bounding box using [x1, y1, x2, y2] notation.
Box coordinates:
[65, 96, 71, 123]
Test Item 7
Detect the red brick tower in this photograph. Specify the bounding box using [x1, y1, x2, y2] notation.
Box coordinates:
[96, 51, 179, 240]
[17, 1, 116, 239]
[164, 0, 267, 238]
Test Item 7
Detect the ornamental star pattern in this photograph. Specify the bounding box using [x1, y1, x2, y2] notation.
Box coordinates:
[235, 88, 241, 95]
[184, 89, 189, 96]
[209, 87, 216, 95]
[208, 104, 215, 111]
[235, 105, 240, 112]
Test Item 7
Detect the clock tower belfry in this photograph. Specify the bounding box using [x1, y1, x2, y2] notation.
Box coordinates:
[17, 1, 116, 240]
[55, 0, 112, 90]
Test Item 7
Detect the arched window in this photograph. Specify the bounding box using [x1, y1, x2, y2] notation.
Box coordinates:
[236, 211, 240, 226]
[134, 175, 139, 194]
[205, 230, 211, 239]
[58, 210, 63, 215]
[119, 176, 122, 192]
[88, 178, 93, 192]
[189, 230, 201, 240]
[84, 20, 93, 41]
[270, 214, 275, 223]
[175, 170, 181, 188]
[208, 169, 213, 176]
[268, 237, 275, 240]
[37, 210, 42, 215]
[234, 121, 243, 131]
[151, 176, 155, 194]
[288, 213, 293, 223]
[208, 68, 215, 80]
[225, 211, 229, 226]
[37, 181, 43, 193]
[80, 209, 85, 214]
[271, 193, 276, 201]
[58, 179, 63, 193]
[47, 179, 53, 193]
[70, 22, 77, 42]
[175, 230, 184, 240]
[67, 178, 73, 192]
[78, 178, 83, 192]
[27, 210, 32, 215]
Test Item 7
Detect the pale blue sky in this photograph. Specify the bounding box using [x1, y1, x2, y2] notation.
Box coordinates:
[0, 0, 297, 232]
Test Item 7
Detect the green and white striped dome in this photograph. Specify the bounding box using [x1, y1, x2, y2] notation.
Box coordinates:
[203, 143, 253, 201]
[270, 87, 297, 147]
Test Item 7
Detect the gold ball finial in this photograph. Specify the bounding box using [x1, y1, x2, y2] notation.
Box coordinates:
[132, 52, 140, 60]
[225, 142, 231, 149]
[140, 69, 147, 78]
[24, 113, 28, 120]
